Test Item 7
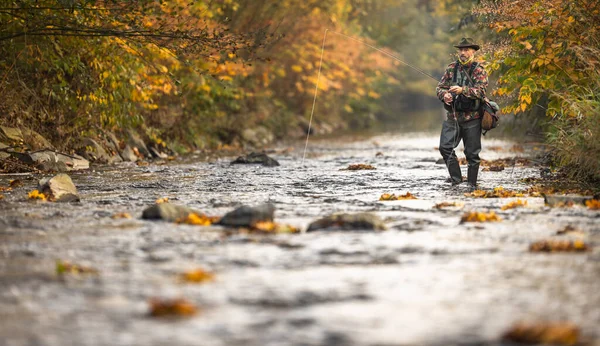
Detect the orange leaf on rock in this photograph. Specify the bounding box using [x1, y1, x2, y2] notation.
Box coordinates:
[251, 221, 300, 234]
[177, 213, 219, 226]
[148, 298, 198, 317]
[155, 197, 169, 204]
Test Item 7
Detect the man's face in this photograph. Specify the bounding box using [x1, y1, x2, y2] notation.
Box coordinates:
[458, 47, 475, 62]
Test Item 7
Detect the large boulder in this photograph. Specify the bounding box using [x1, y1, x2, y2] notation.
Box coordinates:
[38, 174, 80, 202]
[0, 126, 24, 146]
[21, 128, 54, 150]
[127, 129, 151, 159]
[217, 204, 275, 227]
[307, 213, 387, 232]
[241, 126, 275, 148]
[74, 137, 111, 163]
[0, 142, 11, 160]
[231, 152, 280, 167]
[142, 203, 202, 222]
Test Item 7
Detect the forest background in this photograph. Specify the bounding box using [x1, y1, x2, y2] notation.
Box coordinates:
[1, 0, 598, 181]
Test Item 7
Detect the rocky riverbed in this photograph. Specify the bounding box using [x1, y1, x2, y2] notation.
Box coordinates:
[0, 130, 598, 346]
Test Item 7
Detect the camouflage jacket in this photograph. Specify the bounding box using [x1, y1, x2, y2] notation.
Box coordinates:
[436, 61, 488, 121]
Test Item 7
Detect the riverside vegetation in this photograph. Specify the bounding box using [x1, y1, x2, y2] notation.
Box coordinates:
[1, 0, 599, 184]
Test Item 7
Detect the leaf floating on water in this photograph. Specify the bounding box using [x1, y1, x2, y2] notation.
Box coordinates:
[180, 268, 215, 283]
[501, 199, 528, 210]
[9, 179, 23, 188]
[482, 165, 505, 172]
[0, 186, 13, 192]
[155, 197, 169, 204]
[502, 321, 580, 345]
[529, 239, 589, 252]
[148, 297, 198, 317]
[585, 199, 600, 210]
[343, 164, 376, 170]
[379, 192, 417, 201]
[176, 213, 219, 226]
[111, 212, 132, 219]
[556, 225, 585, 237]
[465, 186, 526, 198]
[56, 260, 99, 275]
[28, 189, 47, 201]
[460, 211, 501, 223]
[434, 201, 464, 209]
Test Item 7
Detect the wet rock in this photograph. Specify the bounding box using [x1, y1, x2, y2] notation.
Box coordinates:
[241, 126, 274, 148]
[543, 194, 594, 207]
[120, 145, 139, 162]
[141, 203, 201, 222]
[147, 250, 175, 262]
[307, 212, 387, 232]
[21, 128, 53, 150]
[74, 138, 111, 163]
[38, 174, 80, 202]
[0, 126, 24, 144]
[436, 158, 445, 164]
[0, 142, 11, 160]
[217, 203, 275, 227]
[11, 150, 89, 172]
[231, 152, 280, 167]
[127, 129, 151, 158]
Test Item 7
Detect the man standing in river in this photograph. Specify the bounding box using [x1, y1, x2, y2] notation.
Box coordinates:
[436, 38, 488, 189]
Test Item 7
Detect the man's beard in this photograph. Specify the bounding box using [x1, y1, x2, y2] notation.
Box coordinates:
[460, 55, 468, 62]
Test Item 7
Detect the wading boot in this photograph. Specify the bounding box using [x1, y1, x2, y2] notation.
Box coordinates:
[467, 165, 479, 190]
[447, 159, 463, 185]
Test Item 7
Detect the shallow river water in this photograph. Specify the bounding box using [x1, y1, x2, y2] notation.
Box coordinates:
[1, 127, 599, 346]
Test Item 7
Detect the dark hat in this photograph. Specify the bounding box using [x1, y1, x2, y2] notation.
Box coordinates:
[454, 37, 480, 51]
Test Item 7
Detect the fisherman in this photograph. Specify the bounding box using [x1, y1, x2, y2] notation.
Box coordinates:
[436, 37, 488, 189]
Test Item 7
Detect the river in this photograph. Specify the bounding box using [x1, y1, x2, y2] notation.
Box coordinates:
[1, 114, 599, 346]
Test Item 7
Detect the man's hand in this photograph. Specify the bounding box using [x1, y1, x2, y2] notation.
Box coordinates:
[449, 85, 463, 94]
[443, 92, 453, 105]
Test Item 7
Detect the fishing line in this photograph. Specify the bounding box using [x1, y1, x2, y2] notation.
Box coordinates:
[302, 29, 440, 164]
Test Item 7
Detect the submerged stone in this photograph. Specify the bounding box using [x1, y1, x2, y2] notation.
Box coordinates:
[307, 213, 386, 232]
[142, 203, 201, 222]
[218, 204, 275, 227]
[231, 152, 280, 167]
[38, 174, 80, 202]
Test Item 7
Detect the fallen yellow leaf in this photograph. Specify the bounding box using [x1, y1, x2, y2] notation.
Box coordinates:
[111, 212, 132, 219]
[148, 298, 198, 317]
[155, 197, 169, 204]
[501, 199, 528, 210]
[177, 213, 219, 226]
[585, 199, 600, 210]
[503, 321, 579, 345]
[460, 211, 502, 223]
[379, 192, 417, 201]
[180, 268, 215, 283]
[28, 189, 47, 201]
[251, 221, 300, 234]
[529, 239, 589, 252]
[56, 260, 99, 275]
[434, 201, 464, 209]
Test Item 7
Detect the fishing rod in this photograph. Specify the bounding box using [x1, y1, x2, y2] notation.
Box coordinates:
[301, 29, 441, 164]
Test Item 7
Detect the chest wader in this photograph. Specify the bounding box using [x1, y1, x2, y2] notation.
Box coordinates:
[439, 62, 482, 187]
